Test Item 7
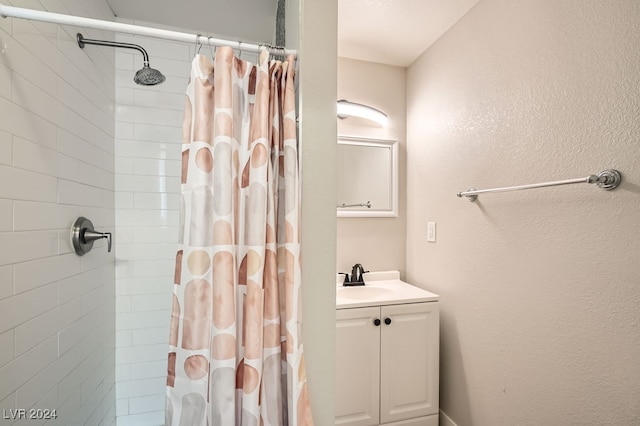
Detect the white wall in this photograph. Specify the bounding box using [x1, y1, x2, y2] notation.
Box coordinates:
[337, 57, 406, 275]
[0, 0, 116, 425]
[406, 0, 640, 424]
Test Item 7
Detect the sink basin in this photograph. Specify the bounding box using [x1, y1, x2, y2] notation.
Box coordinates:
[336, 286, 396, 300]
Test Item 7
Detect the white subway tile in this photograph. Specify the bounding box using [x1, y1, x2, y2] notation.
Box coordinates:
[133, 260, 174, 278]
[0, 96, 57, 149]
[13, 136, 59, 176]
[0, 330, 14, 368]
[129, 394, 165, 415]
[0, 283, 57, 334]
[76, 119, 115, 157]
[13, 253, 79, 294]
[131, 360, 167, 381]
[57, 180, 114, 209]
[0, 393, 15, 415]
[133, 226, 178, 244]
[116, 365, 132, 383]
[116, 122, 134, 140]
[0, 199, 11, 232]
[115, 209, 178, 228]
[116, 86, 134, 105]
[133, 158, 181, 177]
[115, 51, 134, 71]
[15, 341, 82, 410]
[132, 326, 169, 345]
[117, 243, 176, 262]
[57, 128, 113, 173]
[116, 105, 182, 127]
[115, 157, 133, 174]
[56, 76, 112, 133]
[115, 226, 133, 244]
[4, 20, 57, 98]
[116, 296, 132, 314]
[0, 265, 13, 300]
[57, 228, 75, 255]
[0, 165, 57, 203]
[116, 344, 167, 365]
[115, 139, 180, 160]
[116, 277, 173, 296]
[0, 62, 11, 100]
[13, 201, 62, 232]
[14, 297, 82, 356]
[116, 329, 132, 348]
[133, 123, 182, 144]
[115, 192, 134, 209]
[134, 89, 184, 111]
[78, 162, 115, 191]
[115, 398, 129, 417]
[58, 264, 112, 305]
[56, 153, 79, 181]
[133, 193, 180, 211]
[77, 71, 114, 116]
[115, 310, 170, 331]
[115, 174, 179, 193]
[115, 411, 165, 426]
[0, 230, 58, 266]
[115, 377, 165, 399]
[0, 335, 57, 403]
[12, 73, 77, 133]
[0, 130, 12, 166]
[58, 309, 98, 356]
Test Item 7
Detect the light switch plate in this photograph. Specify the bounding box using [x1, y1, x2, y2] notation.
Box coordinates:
[427, 222, 436, 242]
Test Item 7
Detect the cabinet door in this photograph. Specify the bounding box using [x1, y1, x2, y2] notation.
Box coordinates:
[379, 302, 439, 424]
[335, 307, 381, 426]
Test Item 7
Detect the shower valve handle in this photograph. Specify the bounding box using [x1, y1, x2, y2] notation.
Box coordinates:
[71, 217, 112, 256]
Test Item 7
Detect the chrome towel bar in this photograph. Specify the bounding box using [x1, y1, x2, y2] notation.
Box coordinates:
[337, 201, 372, 209]
[457, 169, 622, 202]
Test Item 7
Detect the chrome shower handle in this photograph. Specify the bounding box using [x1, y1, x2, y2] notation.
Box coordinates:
[71, 217, 112, 256]
[82, 230, 112, 252]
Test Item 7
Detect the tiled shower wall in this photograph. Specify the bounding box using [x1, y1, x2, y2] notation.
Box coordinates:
[0, 0, 116, 425]
[113, 28, 187, 426]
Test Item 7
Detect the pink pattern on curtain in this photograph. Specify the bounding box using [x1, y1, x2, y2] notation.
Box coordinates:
[166, 47, 313, 426]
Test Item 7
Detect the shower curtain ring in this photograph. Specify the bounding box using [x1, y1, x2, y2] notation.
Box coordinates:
[207, 36, 216, 59]
[194, 34, 203, 54]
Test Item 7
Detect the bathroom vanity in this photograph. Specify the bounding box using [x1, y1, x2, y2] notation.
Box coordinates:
[335, 271, 440, 426]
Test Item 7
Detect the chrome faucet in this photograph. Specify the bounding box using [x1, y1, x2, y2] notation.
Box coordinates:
[339, 263, 368, 286]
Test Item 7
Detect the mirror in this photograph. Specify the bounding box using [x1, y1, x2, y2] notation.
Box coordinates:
[337, 136, 398, 217]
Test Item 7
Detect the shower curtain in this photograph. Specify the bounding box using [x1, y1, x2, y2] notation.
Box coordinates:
[166, 46, 313, 426]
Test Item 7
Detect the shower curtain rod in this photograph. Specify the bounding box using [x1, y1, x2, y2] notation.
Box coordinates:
[0, 3, 296, 57]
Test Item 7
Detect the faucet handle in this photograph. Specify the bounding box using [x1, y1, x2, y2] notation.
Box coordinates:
[338, 272, 350, 285]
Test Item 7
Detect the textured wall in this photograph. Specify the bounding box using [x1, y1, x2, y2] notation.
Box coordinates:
[406, 0, 640, 424]
[337, 57, 406, 276]
[0, 0, 116, 424]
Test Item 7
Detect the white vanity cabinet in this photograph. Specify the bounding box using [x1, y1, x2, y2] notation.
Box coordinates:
[335, 301, 439, 426]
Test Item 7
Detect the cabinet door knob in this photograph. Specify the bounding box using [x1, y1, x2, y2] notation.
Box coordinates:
[384, 317, 392, 325]
[373, 318, 381, 326]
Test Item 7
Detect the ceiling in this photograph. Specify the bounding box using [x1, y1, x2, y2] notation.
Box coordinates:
[338, 0, 480, 66]
[105, 0, 480, 67]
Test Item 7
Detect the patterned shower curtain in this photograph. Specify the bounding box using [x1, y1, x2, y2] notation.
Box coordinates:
[166, 46, 313, 426]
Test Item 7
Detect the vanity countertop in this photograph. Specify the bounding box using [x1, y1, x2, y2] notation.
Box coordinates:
[336, 270, 439, 309]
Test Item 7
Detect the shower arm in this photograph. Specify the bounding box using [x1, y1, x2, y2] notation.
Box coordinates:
[77, 33, 150, 65]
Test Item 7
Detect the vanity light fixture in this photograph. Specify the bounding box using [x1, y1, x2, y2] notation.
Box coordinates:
[337, 99, 388, 126]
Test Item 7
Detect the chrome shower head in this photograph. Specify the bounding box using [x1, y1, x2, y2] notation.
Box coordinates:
[134, 64, 166, 86]
[77, 33, 166, 86]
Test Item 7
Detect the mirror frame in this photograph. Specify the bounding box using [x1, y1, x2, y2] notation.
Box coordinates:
[337, 136, 398, 218]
